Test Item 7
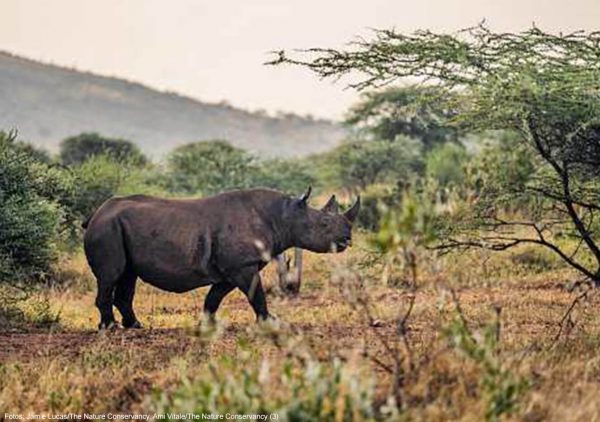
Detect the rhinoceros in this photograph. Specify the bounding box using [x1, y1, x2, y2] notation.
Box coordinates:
[83, 187, 360, 329]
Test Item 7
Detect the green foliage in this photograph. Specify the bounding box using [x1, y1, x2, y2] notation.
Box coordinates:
[12, 141, 52, 164]
[151, 356, 376, 421]
[273, 24, 600, 282]
[468, 132, 536, 209]
[370, 186, 437, 256]
[66, 155, 128, 222]
[0, 131, 71, 283]
[253, 158, 316, 195]
[60, 132, 147, 166]
[321, 137, 423, 193]
[368, 184, 441, 286]
[167, 140, 256, 196]
[445, 311, 529, 421]
[0, 196, 61, 281]
[355, 184, 397, 231]
[66, 154, 165, 225]
[0, 285, 60, 329]
[345, 86, 460, 149]
[425, 142, 468, 188]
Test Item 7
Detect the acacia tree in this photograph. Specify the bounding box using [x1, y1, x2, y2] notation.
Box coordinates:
[270, 24, 600, 285]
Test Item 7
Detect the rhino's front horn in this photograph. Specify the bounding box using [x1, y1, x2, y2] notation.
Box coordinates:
[344, 196, 361, 223]
[321, 195, 339, 213]
[299, 186, 312, 203]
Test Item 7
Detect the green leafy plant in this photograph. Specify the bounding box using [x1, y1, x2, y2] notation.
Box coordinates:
[166, 140, 257, 196]
[425, 142, 469, 188]
[253, 158, 316, 195]
[445, 306, 529, 420]
[0, 131, 70, 283]
[60, 132, 147, 166]
[151, 355, 375, 421]
[64, 154, 164, 231]
[319, 137, 423, 193]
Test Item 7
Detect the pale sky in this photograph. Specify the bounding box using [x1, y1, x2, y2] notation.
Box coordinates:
[1, 0, 598, 120]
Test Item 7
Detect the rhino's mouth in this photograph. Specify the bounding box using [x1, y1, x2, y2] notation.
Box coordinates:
[334, 237, 352, 251]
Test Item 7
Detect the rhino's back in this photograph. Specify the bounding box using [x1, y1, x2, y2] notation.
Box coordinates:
[85, 195, 204, 239]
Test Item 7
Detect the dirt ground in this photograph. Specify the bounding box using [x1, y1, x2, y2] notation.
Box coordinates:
[0, 276, 584, 364]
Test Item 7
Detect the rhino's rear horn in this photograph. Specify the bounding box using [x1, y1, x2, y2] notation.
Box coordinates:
[344, 196, 361, 223]
[299, 186, 312, 203]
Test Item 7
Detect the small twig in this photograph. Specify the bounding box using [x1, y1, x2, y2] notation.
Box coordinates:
[367, 352, 395, 374]
[551, 284, 592, 346]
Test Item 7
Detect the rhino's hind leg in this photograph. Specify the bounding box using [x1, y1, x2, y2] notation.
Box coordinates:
[203, 282, 236, 322]
[95, 276, 118, 330]
[86, 220, 129, 330]
[114, 271, 142, 329]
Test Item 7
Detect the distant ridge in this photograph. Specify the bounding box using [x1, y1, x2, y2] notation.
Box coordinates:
[0, 51, 345, 158]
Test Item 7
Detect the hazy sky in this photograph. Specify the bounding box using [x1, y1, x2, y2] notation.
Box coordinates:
[1, 0, 598, 119]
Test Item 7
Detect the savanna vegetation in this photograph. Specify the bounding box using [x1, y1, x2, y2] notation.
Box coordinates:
[2, 24, 600, 420]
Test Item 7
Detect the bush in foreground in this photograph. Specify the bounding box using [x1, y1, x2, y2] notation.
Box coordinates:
[151, 354, 376, 421]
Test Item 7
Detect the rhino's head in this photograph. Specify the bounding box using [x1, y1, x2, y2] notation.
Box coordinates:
[284, 186, 360, 253]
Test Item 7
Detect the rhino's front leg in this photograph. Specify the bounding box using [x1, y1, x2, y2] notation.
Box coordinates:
[230, 266, 270, 321]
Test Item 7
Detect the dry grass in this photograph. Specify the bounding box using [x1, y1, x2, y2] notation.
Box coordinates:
[2, 237, 600, 420]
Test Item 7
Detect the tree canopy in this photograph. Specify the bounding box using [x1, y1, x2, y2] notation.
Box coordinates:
[271, 24, 600, 284]
[167, 140, 256, 196]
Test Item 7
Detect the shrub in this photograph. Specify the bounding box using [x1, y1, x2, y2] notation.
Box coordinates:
[166, 140, 257, 195]
[355, 184, 397, 231]
[468, 132, 536, 208]
[60, 132, 147, 166]
[13, 141, 52, 164]
[151, 356, 376, 421]
[320, 137, 423, 193]
[64, 155, 127, 227]
[445, 312, 529, 421]
[253, 158, 316, 194]
[66, 154, 166, 226]
[0, 131, 70, 283]
[425, 143, 468, 188]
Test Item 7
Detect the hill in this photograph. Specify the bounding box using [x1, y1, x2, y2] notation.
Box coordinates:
[0, 51, 345, 158]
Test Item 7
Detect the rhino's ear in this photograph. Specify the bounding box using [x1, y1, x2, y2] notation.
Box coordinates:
[298, 186, 312, 203]
[344, 196, 361, 223]
[321, 195, 339, 214]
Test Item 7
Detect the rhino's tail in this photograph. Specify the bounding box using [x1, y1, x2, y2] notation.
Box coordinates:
[81, 214, 92, 229]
